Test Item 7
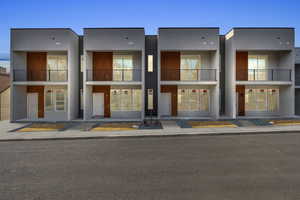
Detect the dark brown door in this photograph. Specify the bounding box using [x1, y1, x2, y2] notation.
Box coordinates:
[27, 52, 47, 81]
[27, 86, 44, 118]
[161, 85, 178, 116]
[236, 52, 248, 81]
[236, 85, 245, 116]
[93, 52, 113, 81]
[161, 52, 180, 81]
[93, 86, 110, 117]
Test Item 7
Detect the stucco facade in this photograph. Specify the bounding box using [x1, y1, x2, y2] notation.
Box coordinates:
[9, 27, 299, 122]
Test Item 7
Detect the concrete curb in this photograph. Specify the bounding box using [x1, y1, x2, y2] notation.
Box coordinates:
[0, 129, 299, 142]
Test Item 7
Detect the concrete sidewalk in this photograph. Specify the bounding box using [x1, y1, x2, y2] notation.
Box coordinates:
[0, 120, 300, 141]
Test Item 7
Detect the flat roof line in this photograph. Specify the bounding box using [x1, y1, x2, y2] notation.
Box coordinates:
[84, 27, 144, 30]
[159, 27, 219, 30]
[11, 28, 79, 36]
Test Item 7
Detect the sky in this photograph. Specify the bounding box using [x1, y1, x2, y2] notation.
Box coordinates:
[1, 0, 300, 55]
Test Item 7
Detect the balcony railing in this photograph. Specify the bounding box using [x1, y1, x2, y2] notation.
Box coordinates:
[86, 68, 141, 81]
[161, 69, 217, 81]
[13, 69, 68, 82]
[237, 69, 292, 81]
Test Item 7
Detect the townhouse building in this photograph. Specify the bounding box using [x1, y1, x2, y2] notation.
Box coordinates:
[83, 28, 145, 121]
[225, 28, 295, 119]
[11, 29, 79, 121]
[9, 27, 299, 122]
[158, 28, 220, 119]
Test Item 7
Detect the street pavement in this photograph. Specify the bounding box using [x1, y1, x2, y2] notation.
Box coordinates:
[1, 133, 300, 200]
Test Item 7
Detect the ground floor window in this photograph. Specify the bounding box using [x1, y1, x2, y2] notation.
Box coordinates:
[178, 89, 209, 111]
[245, 88, 279, 112]
[110, 89, 141, 111]
[45, 88, 67, 111]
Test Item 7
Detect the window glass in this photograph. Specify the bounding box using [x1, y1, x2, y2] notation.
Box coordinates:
[121, 89, 132, 111]
[268, 89, 279, 112]
[80, 55, 84, 73]
[248, 55, 268, 80]
[147, 89, 154, 110]
[180, 55, 201, 81]
[113, 55, 133, 81]
[148, 55, 153, 72]
[110, 89, 141, 111]
[178, 88, 209, 111]
[45, 90, 53, 111]
[132, 89, 142, 111]
[55, 90, 65, 111]
[245, 88, 278, 112]
[47, 55, 67, 81]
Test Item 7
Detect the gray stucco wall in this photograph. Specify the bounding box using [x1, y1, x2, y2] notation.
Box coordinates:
[10, 29, 79, 121]
[233, 28, 294, 50]
[84, 28, 145, 51]
[159, 28, 219, 50]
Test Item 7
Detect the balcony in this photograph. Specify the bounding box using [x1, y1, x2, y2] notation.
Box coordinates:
[161, 69, 217, 81]
[237, 69, 292, 81]
[86, 69, 141, 82]
[13, 69, 68, 82]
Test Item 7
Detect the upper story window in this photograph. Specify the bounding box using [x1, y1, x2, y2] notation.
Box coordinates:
[113, 55, 134, 81]
[248, 55, 268, 80]
[47, 55, 67, 81]
[180, 54, 201, 81]
[147, 55, 153, 72]
[80, 55, 84, 73]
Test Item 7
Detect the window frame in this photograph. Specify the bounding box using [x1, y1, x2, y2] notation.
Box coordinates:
[245, 88, 279, 112]
[44, 88, 67, 112]
[147, 55, 153, 72]
[110, 88, 141, 112]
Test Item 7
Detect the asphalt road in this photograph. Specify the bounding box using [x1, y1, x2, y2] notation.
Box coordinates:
[1, 133, 300, 200]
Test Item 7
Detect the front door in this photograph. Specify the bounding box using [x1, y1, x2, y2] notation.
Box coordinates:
[27, 93, 38, 119]
[93, 93, 104, 117]
[160, 93, 171, 116]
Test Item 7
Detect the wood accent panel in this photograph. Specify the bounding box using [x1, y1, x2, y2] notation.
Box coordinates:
[27, 52, 47, 81]
[236, 85, 245, 116]
[27, 86, 44, 118]
[161, 85, 178, 116]
[93, 52, 113, 81]
[161, 52, 180, 81]
[93, 86, 110, 117]
[236, 51, 248, 81]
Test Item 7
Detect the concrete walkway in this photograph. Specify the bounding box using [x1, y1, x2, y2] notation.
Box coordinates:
[1, 120, 300, 141]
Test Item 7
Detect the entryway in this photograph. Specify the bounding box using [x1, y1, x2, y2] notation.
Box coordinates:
[160, 93, 171, 116]
[93, 93, 104, 117]
[27, 93, 38, 119]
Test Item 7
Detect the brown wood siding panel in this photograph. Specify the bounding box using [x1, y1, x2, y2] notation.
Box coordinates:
[161, 85, 178, 116]
[93, 86, 110, 117]
[27, 86, 44, 118]
[161, 52, 180, 81]
[27, 52, 47, 81]
[236, 52, 248, 81]
[236, 85, 245, 116]
[93, 52, 113, 81]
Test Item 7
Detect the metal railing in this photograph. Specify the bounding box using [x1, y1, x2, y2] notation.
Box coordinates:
[13, 69, 68, 82]
[237, 68, 292, 81]
[161, 68, 217, 81]
[86, 68, 141, 81]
